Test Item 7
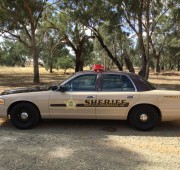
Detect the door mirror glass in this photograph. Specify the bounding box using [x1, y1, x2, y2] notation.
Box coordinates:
[59, 85, 66, 92]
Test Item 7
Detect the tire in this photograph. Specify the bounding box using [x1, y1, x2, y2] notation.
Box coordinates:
[10, 102, 40, 129]
[128, 105, 159, 131]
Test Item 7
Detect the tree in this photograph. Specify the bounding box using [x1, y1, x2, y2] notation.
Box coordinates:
[57, 55, 74, 74]
[0, 40, 29, 66]
[43, 5, 94, 72]
[0, 0, 47, 83]
[116, 0, 177, 78]
[92, 20, 135, 72]
[58, 0, 124, 71]
[149, 1, 180, 72]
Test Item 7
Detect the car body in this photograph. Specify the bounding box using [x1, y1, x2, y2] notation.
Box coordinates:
[0, 69, 180, 131]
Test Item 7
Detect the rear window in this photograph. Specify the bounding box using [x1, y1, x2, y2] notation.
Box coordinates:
[130, 75, 156, 91]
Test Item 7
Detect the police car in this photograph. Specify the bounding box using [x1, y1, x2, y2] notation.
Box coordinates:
[0, 64, 180, 131]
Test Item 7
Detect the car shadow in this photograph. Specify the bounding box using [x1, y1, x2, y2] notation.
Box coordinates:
[0, 118, 148, 170]
[1, 118, 180, 137]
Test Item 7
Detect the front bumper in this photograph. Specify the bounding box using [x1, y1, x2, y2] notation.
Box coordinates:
[0, 106, 8, 118]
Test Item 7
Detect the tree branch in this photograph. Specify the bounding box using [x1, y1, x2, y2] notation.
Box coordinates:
[65, 36, 77, 52]
[35, 0, 47, 29]
[23, 0, 34, 29]
[1, 30, 31, 48]
[150, 8, 170, 36]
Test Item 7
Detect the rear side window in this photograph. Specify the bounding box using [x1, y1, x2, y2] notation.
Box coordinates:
[101, 74, 135, 91]
[130, 75, 156, 91]
[121, 75, 135, 91]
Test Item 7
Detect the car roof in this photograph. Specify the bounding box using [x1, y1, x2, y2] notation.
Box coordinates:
[75, 70, 136, 76]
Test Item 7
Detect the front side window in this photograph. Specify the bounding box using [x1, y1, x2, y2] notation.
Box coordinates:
[64, 74, 97, 91]
[101, 74, 135, 91]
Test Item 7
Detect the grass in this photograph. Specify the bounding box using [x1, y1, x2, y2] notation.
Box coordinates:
[0, 66, 180, 91]
[0, 66, 71, 91]
[149, 72, 180, 90]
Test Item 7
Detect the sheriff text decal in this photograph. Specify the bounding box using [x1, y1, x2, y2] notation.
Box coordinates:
[84, 99, 129, 107]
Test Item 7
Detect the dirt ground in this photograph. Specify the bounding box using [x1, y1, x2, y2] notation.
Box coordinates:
[0, 67, 180, 169]
[0, 119, 180, 170]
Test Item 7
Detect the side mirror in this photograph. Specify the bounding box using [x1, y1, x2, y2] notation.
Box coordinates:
[59, 85, 66, 92]
[48, 85, 58, 91]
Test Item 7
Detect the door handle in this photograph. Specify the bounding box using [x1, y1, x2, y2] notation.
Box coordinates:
[86, 96, 95, 99]
[126, 96, 134, 99]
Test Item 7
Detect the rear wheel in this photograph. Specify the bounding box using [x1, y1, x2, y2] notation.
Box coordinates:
[128, 105, 159, 131]
[10, 102, 40, 129]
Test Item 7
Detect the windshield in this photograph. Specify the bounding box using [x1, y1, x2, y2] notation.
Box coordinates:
[60, 74, 76, 86]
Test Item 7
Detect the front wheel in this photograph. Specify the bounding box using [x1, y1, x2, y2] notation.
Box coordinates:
[128, 105, 159, 131]
[10, 102, 40, 129]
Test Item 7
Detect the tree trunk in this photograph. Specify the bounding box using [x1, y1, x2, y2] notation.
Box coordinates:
[138, 35, 147, 78]
[137, 5, 147, 78]
[50, 65, 53, 73]
[156, 56, 161, 73]
[149, 37, 162, 73]
[145, 0, 150, 80]
[75, 49, 83, 72]
[49, 51, 53, 73]
[123, 49, 135, 73]
[178, 59, 180, 71]
[31, 31, 39, 83]
[93, 29, 123, 71]
[75, 60, 83, 72]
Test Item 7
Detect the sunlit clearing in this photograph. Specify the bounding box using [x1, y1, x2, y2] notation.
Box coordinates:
[48, 147, 74, 158]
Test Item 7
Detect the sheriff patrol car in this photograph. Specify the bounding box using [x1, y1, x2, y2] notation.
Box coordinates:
[0, 64, 180, 131]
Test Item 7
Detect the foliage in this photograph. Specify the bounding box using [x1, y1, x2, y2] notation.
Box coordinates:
[0, 40, 29, 66]
[0, 0, 47, 83]
[57, 55, 74, 74]
[0, 0, 179, 82]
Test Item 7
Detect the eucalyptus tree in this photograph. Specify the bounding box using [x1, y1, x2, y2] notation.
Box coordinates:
[92, 20, 135, 72]
[162, 7, 180, 71]
[0, 40, 28, 66]
[115, 0, 178, 78]
[0, 0, 47, 83]
[116, 0, 153, 78]
[57, 54, 74, 74]
[43, 3, 94, 72]
[58, 0, 124, 71]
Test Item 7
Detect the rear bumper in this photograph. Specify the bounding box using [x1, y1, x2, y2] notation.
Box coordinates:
[161, 110, 180, 121]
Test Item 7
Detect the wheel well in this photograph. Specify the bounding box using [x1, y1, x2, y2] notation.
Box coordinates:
[7, 101, 41, 118]
[127, 104, 162, 121]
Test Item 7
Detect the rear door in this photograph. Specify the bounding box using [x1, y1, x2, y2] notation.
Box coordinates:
[96, 73, 139, 119]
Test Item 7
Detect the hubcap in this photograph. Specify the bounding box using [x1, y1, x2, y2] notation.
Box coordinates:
[140, 114, 148, 121]
[20, 112, 29, 120]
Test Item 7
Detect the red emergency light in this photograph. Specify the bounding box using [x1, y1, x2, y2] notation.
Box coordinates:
[92, 64, 104, 72]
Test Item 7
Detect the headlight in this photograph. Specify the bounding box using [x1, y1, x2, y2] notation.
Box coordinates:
[0, 99, 5, 105]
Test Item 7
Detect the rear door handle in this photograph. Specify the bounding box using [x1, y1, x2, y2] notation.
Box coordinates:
[86, 96, 95, 99]
[126, 96, 134, 99]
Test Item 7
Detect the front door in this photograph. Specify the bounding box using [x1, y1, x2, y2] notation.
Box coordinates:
[49, 74, 98, 119]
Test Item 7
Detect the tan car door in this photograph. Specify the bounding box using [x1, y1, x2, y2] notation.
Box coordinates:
[95, 74, 139, 119]
[49, 74, 97, 119]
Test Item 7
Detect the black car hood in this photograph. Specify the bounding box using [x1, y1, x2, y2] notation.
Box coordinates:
[0, 86, 50, 96]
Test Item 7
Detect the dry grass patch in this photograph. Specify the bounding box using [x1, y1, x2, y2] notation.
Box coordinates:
[149, 72, 180, 90]
[0, 66, 72, 91]
[0, 66, 180, 91]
